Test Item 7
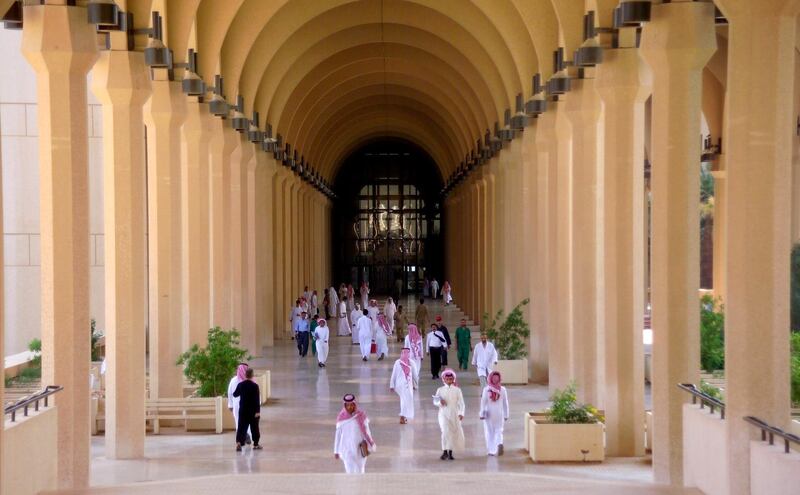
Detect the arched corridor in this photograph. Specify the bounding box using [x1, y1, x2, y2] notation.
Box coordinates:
[1, 1, 799, 494]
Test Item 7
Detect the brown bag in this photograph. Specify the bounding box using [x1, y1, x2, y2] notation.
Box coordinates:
[359, 440, 370, 458]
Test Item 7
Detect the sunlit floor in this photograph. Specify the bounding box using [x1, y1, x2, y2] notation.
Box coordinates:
[69, 298, 682, 494]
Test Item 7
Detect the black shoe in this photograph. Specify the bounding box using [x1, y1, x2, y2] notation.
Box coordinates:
[362, 357, 368, 361]
[448, 450, 455, 460]
[236, 444, 242, 452]
[253, 444, 263, 450]
[245, 435, 252, 445]
[378, 354, 385, 361]
[440, 451, 449, 460]
[498, 444, 504, 456]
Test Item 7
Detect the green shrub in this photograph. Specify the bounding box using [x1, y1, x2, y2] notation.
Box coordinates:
[699, 379, 723, 401]
[17, 366, 41, 382]
[28, 338, 42, 367]
[482, 299, 530, 360]
[90, 318, 102, 362]
[700, 294, 725, 372]
[176, 327, 251, 397]
[547, 382, 603, 424]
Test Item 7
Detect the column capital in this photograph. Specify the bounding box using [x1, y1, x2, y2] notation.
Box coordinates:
[716, 0, 800, 22]
[91, 50, 151, 108]
[564, 78, 601, 127]
[145, 80, 187, 127]
[21, 4, 98, 75]
[595, 48, 651, 104]
[640, 1, 717, 73]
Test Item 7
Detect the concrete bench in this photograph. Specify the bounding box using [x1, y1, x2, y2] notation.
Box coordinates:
[91, 396, 225, 435]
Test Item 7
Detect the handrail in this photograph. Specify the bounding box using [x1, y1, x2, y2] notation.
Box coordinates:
[744, 416, 800, 454]
[678, 383, 726, 419]
[3, 385, 63, 423]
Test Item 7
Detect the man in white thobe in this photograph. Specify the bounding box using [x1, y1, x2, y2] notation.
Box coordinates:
[472, 332, 498, 388]
[350, 304, 362, 345]
[328, 287, 339, 319]
[433, 369, 465, 460]
[390, 348, 418, 423]
[430, 278, 440, 299]
[384, 297, 397, 333]
[479, 371, 510, 456]
[227, 363, 251, 445]
[334, 394, 375, 474]
[314, 319, 330, 367]
[337, 298, 350, 336]
[356, 309, 373, 361]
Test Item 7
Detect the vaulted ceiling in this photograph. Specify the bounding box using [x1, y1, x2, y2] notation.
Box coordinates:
[152, 0, 621, 180]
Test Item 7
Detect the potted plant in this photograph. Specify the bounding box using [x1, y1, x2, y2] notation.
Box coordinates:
[177, 327, 251, 430]
[528, 382, 605, 462]
[483, 299, 530, 384]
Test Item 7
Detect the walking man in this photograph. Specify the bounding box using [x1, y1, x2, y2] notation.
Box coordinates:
[415, 298, 429, 337]
[426, 323, 447, 379]
[314, 318, 330, 367]
[357, 309, 373, 361]
[232, 368, 262, 451]
[479, 371, 509, 456]
[433, 369, 465, 460]
[294, 311, 311, 357]
[472, 332, 498, 388]
[334, 394, 376, 474]
[430, 278, 440, 299]
[390, 348, 418, 424]
[227, 363, 251, 446]
[455, 319, 471, 370]
[435, 316, 451, 366]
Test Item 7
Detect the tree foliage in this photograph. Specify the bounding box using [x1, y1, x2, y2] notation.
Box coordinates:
[791, 331, 800, 407]
[547, 382, 603, 424]
[483, 299, 530, 360]
[176, 327, 251, 397]
[700, 294, 725, 372]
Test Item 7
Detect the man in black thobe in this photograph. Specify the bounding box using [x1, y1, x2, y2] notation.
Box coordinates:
[233, 368, 262, 451]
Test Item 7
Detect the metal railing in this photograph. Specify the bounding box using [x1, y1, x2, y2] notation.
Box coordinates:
[3, 385, 63, 423]
[678, 383, 726, 419]
[744, 416, 800, 454]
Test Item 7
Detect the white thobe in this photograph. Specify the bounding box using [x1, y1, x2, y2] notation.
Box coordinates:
[334, 416, 375, 474]
[357, 317, 373, 358]
[314, 326, 330, 364]
[390, 360, 418, 419]
[360, 287, 369, 309]
[472, 342, 498, 377]
[479, 386, 510, 455]
[433, 384, 465, 450]
[367, 306, 379, 327]
[443, 287, 452, 304]
[374, 327, 389, 357]
[403, 335, 423, 386]
[328, 288, 339, 317]
[310, 294, 318, 315]
[227, 376, 250, 437]
[384, 302, 396, 332]
[289, 306, 302, 330]
[431, 280, 439, 299]
[337, 301, 350, 336]
[350, 311, 362, 344]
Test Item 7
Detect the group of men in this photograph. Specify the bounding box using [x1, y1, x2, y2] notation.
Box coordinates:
[226, 363, 263, 452]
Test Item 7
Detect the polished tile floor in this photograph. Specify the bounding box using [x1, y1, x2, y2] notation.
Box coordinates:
[75, 299, 685, 494]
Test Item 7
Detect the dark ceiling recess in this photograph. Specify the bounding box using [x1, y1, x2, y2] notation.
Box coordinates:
[331, 138, 445, 296]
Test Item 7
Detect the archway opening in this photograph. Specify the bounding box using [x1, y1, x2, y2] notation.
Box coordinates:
[331, 138, 444, 296]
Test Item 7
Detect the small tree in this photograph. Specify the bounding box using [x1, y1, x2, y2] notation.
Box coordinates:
[176, 327, 251, 397]
[483, 299, 530, 360]
[700, 294, 725, 372]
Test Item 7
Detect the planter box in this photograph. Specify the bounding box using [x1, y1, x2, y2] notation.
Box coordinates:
[524, 412, 549, 452]
[493, 358, 528, 384]
[529, 416, 605, 462]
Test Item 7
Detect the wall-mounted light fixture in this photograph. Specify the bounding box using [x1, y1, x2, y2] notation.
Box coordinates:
[248, 111, 262, 143]
[525, 74, 547, 116]
[575, 11, 603, 68]
[181, 49, 205, 96]
[231, 95, 248, 132]
[511, 93, 528, 130]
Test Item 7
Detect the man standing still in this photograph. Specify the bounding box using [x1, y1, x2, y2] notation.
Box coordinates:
[294, 311, 311, 357]
[455, 319, 471, 370]
[232, 368, 262, 451]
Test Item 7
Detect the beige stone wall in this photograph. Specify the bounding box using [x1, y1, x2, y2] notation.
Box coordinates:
[0, 29, 105, 356]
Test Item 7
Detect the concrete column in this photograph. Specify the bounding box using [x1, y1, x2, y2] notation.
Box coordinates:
[553, 101, 574, 392]
[272, 172, 287, 337]
[565, 78, 603, 405]
[534, 110, 555, 386]
[291, 181, 300, 296]
[208, 122, 236, 329]
[242, 144, 259, 352]
[522, 123, 546, 382]
[230, 136, 251, 349]
[711, 165, 727, 301]
[256, 155, 278, 347]
[640, 1, 716, 483]
[596, 46, 650, 457]
[715, 1, 796, 492]
[21, 4, 97, 487]
[0, 79, 5, 487]
[91, 49, 151, 459]
[144, 78, 185, 400]
[487, 159, 501, 313]
[181, 101, 213, 347]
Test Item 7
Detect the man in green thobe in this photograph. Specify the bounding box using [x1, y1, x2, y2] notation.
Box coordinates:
[310, 314, 319, 356]
[455, 318, 471, 370]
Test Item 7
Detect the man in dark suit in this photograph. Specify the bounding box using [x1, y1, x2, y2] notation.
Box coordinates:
[232, 368, 262, 451]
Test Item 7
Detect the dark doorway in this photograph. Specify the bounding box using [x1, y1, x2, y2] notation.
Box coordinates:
[332, 139, 444, 296]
